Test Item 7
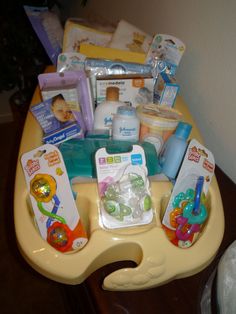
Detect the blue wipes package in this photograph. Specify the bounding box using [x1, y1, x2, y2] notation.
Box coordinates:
[31, 94, 83, 145]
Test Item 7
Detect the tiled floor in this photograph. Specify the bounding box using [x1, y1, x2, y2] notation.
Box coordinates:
[0, 119, 95, 314]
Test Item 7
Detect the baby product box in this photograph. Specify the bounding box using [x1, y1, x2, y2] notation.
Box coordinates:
[96, 75, 154, 107]
[38, 70, 94, 132]
[31, 94, 83, 145]
[154, 73, 179, 107]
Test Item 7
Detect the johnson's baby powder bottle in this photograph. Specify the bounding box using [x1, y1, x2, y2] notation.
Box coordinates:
[112, 106, 140, 141]
[93, 87, 125, 131]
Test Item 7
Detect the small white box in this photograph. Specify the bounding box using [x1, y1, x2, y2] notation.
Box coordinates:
[154, 73, 179, 107]
[96, 75, 154, 107]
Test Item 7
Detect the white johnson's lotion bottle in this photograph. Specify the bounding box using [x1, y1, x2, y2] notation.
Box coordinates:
[93, 87, 126, 131]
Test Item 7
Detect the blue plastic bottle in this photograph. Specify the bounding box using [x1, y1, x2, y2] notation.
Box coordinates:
[159, 122, 192, 179]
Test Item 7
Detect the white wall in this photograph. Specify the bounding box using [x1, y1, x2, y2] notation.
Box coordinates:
[73, 0, 236, 183]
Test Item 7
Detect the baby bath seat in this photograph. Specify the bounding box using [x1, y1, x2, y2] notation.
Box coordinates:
[14, 86, 224, 291]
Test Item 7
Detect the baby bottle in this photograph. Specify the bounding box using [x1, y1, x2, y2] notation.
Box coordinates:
[159, 121, 192, 179]
[93, 87, 126, 131]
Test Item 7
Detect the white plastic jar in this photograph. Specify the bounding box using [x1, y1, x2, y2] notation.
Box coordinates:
[112, 106, 140, 141]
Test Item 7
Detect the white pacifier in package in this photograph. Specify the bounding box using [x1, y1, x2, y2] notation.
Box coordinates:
[95, 145, 154, 229]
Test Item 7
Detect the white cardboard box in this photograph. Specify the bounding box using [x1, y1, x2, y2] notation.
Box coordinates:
[96, 75, 154, 107]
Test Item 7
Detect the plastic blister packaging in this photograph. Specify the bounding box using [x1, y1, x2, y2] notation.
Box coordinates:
[21, 144, 88, 253]
[200, 241, 236, 314]
[24, 6, 63, 65]
[217, 241, 236, 314]
[57, 52, 86, 72]
[38, 70, 94, 132]
[95, 144, 154, 229]
[85, 58, 152, 77]
[146, 34, 186, 76]
[99, 170, 153, 229]
[162, 139, 215, 248]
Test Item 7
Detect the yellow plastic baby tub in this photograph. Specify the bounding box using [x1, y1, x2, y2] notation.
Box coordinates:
[14, 85, 224, 291]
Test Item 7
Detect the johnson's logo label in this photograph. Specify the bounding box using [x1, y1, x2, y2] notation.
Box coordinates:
[25, 159, 40, 176]
[119, 127, 136, 134]
[188, 146, 201, 163]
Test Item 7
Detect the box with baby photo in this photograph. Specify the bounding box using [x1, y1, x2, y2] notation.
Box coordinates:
[31, 94, 83, 145]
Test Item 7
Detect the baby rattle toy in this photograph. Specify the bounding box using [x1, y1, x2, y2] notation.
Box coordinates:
[21, 143, 88, 253]
[30, 173, 72, 252]
[170, 176, 208, 246]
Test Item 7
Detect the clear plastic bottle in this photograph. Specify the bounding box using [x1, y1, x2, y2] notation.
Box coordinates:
[159, 121, 192, 179]
[112, 106, 140, 141]
[93, 87, 126, 130]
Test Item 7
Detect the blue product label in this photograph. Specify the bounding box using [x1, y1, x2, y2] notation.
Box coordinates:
[160, 84, 179, 107]
[131, 154, 143, 165]
[43, 124, 82, 145]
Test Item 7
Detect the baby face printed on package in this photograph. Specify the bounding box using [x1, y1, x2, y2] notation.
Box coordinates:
[31, 94, 83, 145]
[51, 94, 75, 123]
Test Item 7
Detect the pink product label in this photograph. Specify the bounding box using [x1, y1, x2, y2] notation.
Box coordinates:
[99, 157, 106, 165]
[24, 159, 40, 176]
